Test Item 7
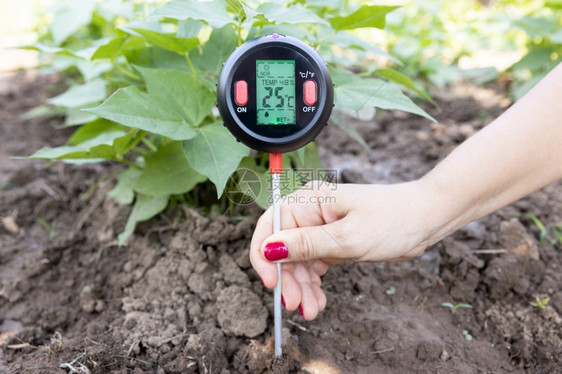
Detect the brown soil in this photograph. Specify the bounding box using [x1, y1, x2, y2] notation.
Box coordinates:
[1, 71, 561, 373]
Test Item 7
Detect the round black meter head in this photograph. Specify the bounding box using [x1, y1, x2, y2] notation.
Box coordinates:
[217, 34, 333, 153]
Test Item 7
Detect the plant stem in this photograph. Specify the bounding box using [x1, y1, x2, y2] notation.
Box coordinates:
[118, 158, 143, 170]
[142, 138, 158, 152]
[112, 61, 142, 81]
[357, 71, 373, 78]
[237, 17, 243, 46]
[185, 53, 198, 79]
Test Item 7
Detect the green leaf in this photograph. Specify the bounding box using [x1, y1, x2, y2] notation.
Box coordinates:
[328, 32, 399, 63]
[21, 105, 61, 121]
[330, 112, 371, 153]
[63, 107, 100, 127]
[49, 0, 95, 45]
[258, 3, 329, 25]
[110, 167, 143, 205]
[18, 42, 74, 56]
[118, 194, 169, 245]
[550, 28, 562, 44]
[72, 44, 100, 61]
[232, 156, 271, 209]
[190, 25, 238, 76]
[329, 5, 398, 30]
[455, 303, 473, 310]
[546, 0, 562, 9]
[150, 0, 234, 29]
[48, 54, 80, 72]
[515, 15, 557, 39]
[306, 0, 342, 7]
[235, 158, 277, 210]
[333, 70, 435, 121]
[375, 68, 435, 104]
[136, 66, 215, 126]
[96, 0, 135, 20]
[252, 172, 272, 209]
[48, 80, 107, 108]
[288, 142, 323, 169]
[60, 130, 139, 160]
[76, 60, 113, 81]
[182, 122, 250, 197]
[228, 157, 267, 206]
[132, 28, 199, 54]
[134, 142, 206, 196]
[177, 19, 204, 38]
[113, 130, 146, 155]
[226, 0, 267, 29]
[296, 147, 306, 166]
[68, 119, 124, 145]
[85, 86, 197, 140]
[304, 142, 324, 168]
[123, 47, 189, 71]
[27, 131, 126, 159]
[426, 63, 462, 88]
[119, 20, 163, 36]
[225, 0, 243, 16]
[512, 48, 555, 73]
[91, 36, 128, 60]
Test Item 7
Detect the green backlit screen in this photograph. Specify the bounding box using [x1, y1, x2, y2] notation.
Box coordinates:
[256, 60, 296, 125]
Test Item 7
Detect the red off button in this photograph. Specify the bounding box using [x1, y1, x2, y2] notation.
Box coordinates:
[235, 80, 248, 106]
[304, 80, 316, 106]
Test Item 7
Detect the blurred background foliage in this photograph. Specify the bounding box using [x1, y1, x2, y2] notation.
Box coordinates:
[2, 0, 559, 96]
[382, 0, 562, 99]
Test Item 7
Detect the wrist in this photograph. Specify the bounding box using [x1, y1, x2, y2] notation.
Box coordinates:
[416, 172, 480, 246]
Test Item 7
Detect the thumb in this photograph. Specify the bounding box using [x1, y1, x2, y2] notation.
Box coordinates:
[261, 223, 349, 263]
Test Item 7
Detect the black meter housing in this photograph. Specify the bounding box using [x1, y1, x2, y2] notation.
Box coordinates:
[217, 34, 333, 153]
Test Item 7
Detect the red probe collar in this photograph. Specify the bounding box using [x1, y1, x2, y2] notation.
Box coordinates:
[269, 153, 283, 174]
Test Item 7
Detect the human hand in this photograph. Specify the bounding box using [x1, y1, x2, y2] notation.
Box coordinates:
[250, 180, 440, 320]
[252, 63, 562, 321]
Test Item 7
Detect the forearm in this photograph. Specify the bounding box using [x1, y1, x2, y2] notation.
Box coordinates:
[421, 63, 562, 241]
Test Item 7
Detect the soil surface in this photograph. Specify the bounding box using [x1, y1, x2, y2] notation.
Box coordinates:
[1, 71, 561, 373]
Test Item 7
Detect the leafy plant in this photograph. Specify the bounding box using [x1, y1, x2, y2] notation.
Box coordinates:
[462, 329, 473, 342]
[22, 0, 434, 244]
[383, 0, 562, 93]
[385, 286, 396, 295]
[505, 0, 562, 99]
[529, 296, 550, 309]
[525, 213, 562, 248]
[441, 302, 473, 314]
[383, 0, 511, 88]
[36, 217, 57, 241]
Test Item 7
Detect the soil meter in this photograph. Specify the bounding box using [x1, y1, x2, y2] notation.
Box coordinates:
[217, 34, 334, 358]
[217, 33, 333, 153]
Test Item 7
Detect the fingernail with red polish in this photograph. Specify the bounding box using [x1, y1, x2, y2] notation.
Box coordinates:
[264, 242, 288, 261]
[299, 304, 304, 317]
[281, 296, 286, 308]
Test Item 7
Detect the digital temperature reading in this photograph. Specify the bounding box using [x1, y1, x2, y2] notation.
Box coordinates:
[256, 60, 296, 125]
[217, 34, 333, 153]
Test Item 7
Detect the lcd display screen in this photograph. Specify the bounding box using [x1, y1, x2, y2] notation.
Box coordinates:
[256, 60, 296, 125]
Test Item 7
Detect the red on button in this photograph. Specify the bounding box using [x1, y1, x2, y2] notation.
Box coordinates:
[235, 80, 248, 106]
[304, 80, 316, 106]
